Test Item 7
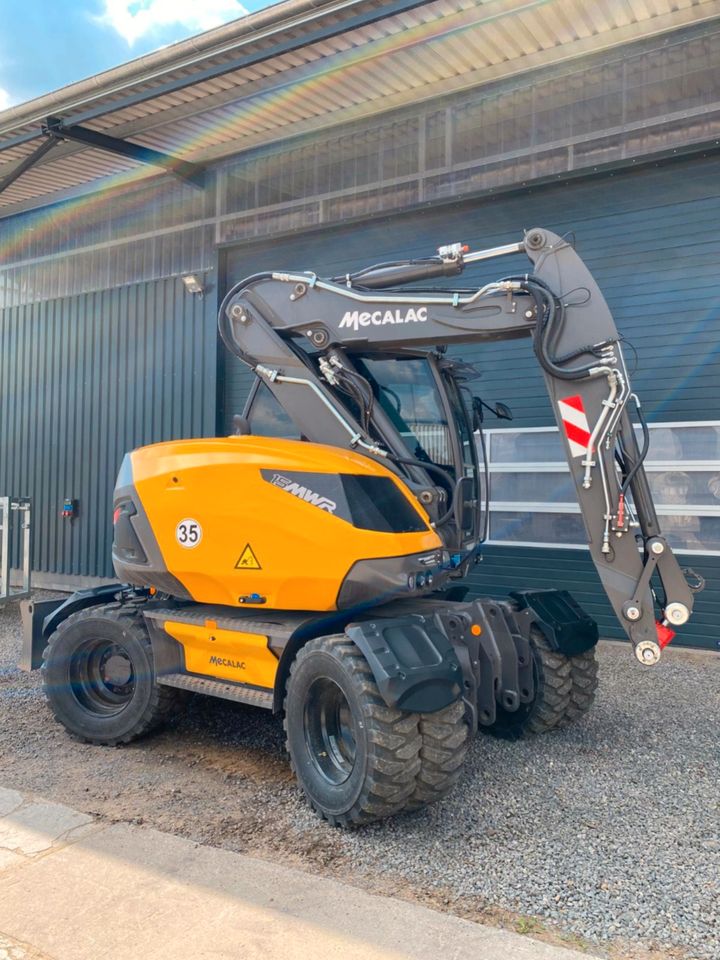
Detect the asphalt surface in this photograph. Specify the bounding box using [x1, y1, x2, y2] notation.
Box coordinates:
[1, 596, 718, 959]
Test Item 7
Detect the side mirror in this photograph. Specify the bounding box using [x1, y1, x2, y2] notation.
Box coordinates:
[472, 397, 513, 427]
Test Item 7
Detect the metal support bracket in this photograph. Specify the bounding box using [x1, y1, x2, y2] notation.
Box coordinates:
[42, 116, 206, 189]
[623, 543, 660, 625]
[623, 536, 697, 633]
[0, 137, 59, 198]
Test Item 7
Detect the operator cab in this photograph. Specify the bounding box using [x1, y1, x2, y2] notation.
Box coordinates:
[242, 350, 486, 558]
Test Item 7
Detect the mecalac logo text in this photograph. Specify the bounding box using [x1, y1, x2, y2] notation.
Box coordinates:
[270, 474, 337, 513]
[339, 306, 428, 332]
[209, 655, 246, 670]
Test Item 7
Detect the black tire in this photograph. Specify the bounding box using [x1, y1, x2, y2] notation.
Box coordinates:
[483, 627, 572, 740]
[405, 698, 469, 812]
[284, 635, 421, 828]
[42, 604, 179, 745]
[559, 647, 599, 726]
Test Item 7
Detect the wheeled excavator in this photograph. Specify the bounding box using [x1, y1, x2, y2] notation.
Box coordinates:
[22, 227, 702, 826]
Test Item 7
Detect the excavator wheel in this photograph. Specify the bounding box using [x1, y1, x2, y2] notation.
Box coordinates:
[42, 604, 180, 746]
[405, 698, 469, 812]
[483, 627, 572, 740]
[284, 634, 422, 827]
[558, 647, 599, 726]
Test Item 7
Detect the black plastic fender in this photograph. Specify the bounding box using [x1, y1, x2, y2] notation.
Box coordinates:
[510, 588, 599, 656]
[19, 584, 124, 671]
[344, 614, 462, 713]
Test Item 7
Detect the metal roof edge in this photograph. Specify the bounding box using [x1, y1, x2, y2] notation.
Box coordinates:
[0, 0, 369, 137]
[2, 16, 718, 223]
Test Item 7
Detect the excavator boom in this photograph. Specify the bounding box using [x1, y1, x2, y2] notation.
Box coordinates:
[219, 227, 700, 663]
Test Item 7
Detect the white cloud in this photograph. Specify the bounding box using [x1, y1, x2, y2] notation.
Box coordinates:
[0, 87, 13, 111]
[99, 0, 249, 46]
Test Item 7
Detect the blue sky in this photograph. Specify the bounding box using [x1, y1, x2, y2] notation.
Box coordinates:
[0, 0, 277, 111]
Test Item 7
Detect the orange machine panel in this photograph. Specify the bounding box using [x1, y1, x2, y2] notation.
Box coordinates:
[163, 619, 278, 688]
[128, 436, 442, 610]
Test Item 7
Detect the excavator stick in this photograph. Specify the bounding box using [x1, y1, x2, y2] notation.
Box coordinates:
[521, 230, 699, 662]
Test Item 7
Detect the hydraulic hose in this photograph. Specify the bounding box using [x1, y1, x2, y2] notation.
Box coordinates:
[476, 424, 490, 544]
[524, 280, 604, 381]
[620, 398, 651, 496]
[337, 367, 375, 431]
[490, 274, 591, 381]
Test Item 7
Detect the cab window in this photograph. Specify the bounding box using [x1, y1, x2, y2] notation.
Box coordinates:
[244, 382, 300, 439]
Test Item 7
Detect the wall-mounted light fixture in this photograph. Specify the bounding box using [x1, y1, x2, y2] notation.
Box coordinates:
[181, 274, 205, 296]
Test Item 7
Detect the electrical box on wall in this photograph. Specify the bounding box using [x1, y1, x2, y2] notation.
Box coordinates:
[61, 498, 78, 520]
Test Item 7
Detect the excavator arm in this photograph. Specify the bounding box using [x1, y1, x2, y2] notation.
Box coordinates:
[219, 227, 701, 663]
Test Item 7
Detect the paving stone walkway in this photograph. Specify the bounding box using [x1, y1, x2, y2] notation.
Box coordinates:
[0, 786, 597, 960]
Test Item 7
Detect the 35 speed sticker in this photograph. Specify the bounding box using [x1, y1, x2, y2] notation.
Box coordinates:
[176, 518, 202, 548]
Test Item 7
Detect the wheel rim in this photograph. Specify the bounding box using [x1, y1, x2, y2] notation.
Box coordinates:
[304, 677, 358, 785]
[69, 638, 136, 716]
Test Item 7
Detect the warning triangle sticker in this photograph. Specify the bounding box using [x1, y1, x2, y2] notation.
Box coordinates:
[235, 543, 261, 570]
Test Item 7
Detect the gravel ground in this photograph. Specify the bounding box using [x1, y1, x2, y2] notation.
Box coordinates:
[0, 596, 718, 960]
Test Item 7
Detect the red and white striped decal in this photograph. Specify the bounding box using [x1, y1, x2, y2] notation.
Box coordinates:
[558, 394, 592, 458]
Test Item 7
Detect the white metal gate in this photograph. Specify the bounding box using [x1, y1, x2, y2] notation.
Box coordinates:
[0, 497, 31, 603]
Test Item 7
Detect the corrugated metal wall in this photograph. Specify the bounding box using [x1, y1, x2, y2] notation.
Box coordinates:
[221, 151, 720, 649]
[0, 277, 217, 580]
[224, 152, 720, 426]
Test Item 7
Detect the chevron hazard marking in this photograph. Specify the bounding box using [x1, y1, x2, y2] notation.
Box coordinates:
[558, 395, 592, 458]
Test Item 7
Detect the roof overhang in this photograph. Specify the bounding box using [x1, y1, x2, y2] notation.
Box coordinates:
[2, 0, 720, 217]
